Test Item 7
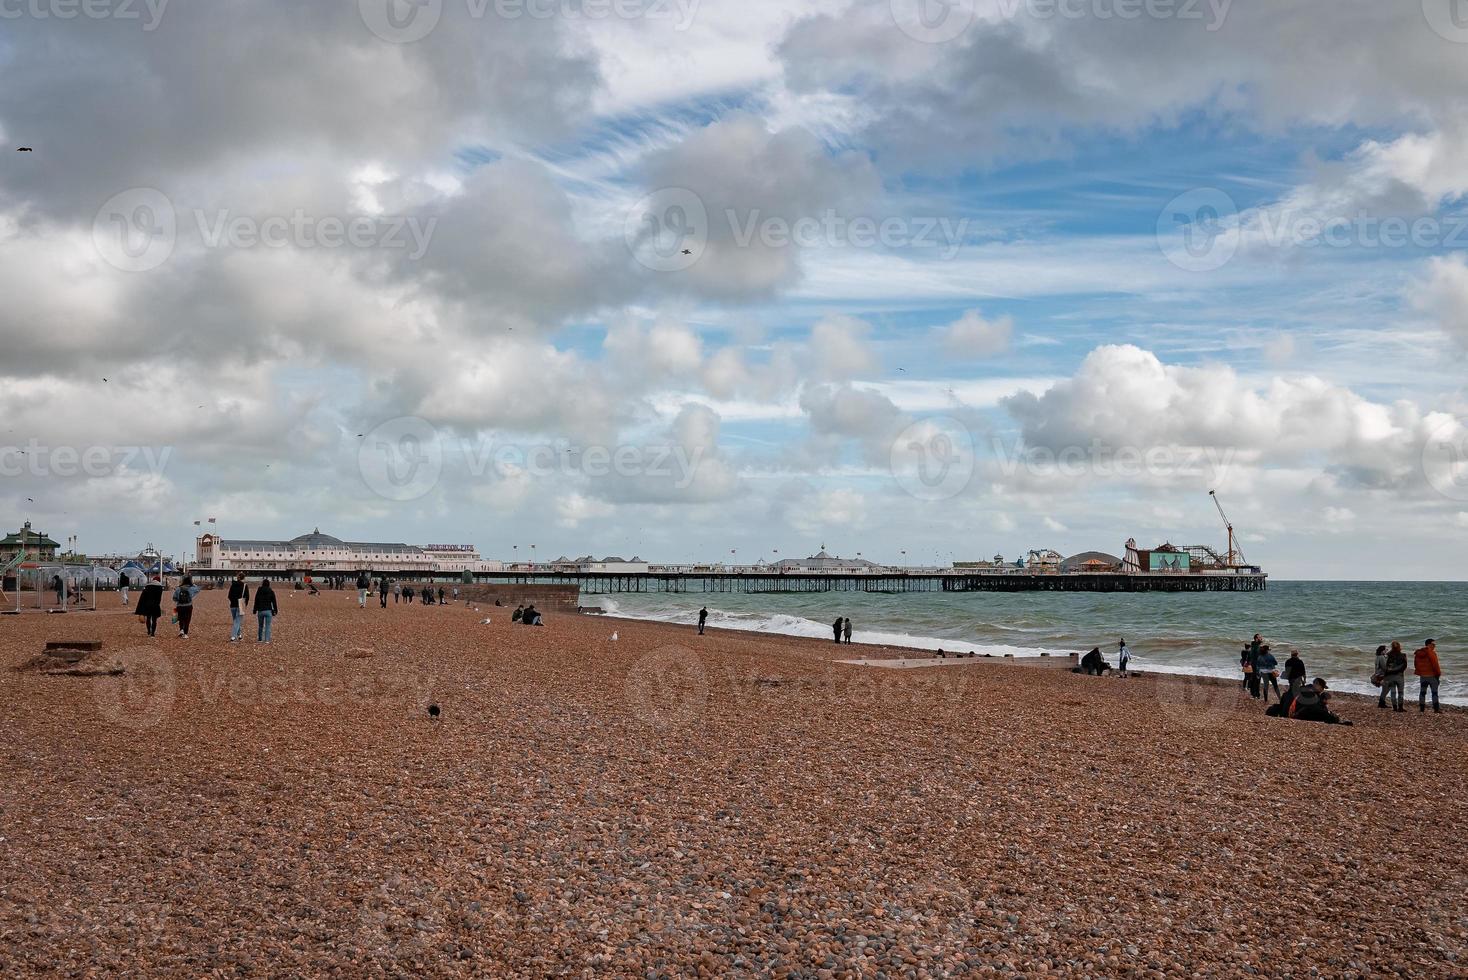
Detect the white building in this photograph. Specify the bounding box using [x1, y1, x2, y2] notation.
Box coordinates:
[576, 555, 651, 573]
[195, 530, 484, 573]
[771, 549, 885, 574]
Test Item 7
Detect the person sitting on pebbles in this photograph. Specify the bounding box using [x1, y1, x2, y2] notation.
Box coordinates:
[1079, 647, 1112, 676]
[1286, 677, 1352, 726]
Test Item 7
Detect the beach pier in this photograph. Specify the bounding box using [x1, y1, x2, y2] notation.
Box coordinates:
[486, 570, 1269, 595]
[184, 567, 1267, 595]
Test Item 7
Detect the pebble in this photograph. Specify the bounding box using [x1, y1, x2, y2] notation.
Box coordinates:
[0, 589, 1463, 975]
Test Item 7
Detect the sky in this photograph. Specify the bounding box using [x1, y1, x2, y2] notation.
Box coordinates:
[2, 0, 1468, 579]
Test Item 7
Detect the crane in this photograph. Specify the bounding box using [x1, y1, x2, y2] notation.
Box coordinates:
[1209, 489, 1246, 567]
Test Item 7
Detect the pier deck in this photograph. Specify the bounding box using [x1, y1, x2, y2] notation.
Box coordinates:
[487, 571, 1268, 594]
[183, 569, 1267, 594]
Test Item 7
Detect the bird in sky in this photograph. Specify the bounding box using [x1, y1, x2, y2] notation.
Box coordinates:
[16, 147, 33, 153]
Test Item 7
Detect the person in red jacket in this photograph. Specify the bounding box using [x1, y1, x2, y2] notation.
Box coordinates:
[1414, 639, 1443, 714]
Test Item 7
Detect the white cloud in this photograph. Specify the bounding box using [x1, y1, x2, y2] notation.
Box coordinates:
[939, 309, 1014, 358]
[1410, 255, 1468, 352]
[638, 114, 880, 299]
[785, 487, 868, 534]
[555, 492, 615, 528]
[807, 315, 879, 381]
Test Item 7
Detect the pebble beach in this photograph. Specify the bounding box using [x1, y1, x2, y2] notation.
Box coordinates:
[2, 590, 1465, 977]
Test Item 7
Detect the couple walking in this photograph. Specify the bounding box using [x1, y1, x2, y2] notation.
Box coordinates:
[227, 572, 280, 643]
[832, 617, 853, 645]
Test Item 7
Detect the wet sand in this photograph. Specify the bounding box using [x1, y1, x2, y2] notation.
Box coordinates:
[1, 589, 1465, 976]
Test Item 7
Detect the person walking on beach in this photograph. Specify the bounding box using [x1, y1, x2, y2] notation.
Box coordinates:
[1415, 639, 1443, 714]
[843, 618, 853, 644]
[119, 572, 130, 606]
[134, 574, 165, 637]
[393, 581, 401, 603]
[356, 571, 370, 608]
[403, 585, 414, 604]
[254, 579, 278, 643]
[227, 572, 250, 643]
[698, 606, 708, 635]
[1284, 649, 1306, 694]
[437, 586, 445, 605]
[379, 577, 389, 608]
[832, 616, 844, 645]
[173, 575, 198, 639]
[1256, 645, 1280, 703]
[1117, 638, 1132, 677]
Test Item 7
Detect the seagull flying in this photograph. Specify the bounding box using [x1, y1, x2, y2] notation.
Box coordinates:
[16, 147, 33, 152]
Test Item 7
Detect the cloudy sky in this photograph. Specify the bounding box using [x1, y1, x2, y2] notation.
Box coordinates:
[2, 0, 1467, 578]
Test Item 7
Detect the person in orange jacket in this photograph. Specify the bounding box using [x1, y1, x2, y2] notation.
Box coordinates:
[1414, 639, 1443, 714]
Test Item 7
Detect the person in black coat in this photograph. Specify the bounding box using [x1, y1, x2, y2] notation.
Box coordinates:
[253, 579, 279, 642]
[134, 575, 165, 637]
[1080, 647, 1112, 676]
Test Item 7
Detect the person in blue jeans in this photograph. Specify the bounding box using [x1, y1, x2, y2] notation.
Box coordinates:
[227, 572, 250, 642]
[253, 579, 278, 643]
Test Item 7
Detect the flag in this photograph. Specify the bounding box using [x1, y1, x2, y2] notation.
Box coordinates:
[208, 518, 217, 524]
[193, 520, 200, 526]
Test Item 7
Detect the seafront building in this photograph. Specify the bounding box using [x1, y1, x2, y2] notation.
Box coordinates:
[0, 522, 60, 563]
[194, 530, 493, 574]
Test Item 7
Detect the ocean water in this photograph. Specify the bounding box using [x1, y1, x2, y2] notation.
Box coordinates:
[597, 581, 1466, 705]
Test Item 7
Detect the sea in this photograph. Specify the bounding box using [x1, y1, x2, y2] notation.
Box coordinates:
[599, 581, 1466, 706]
